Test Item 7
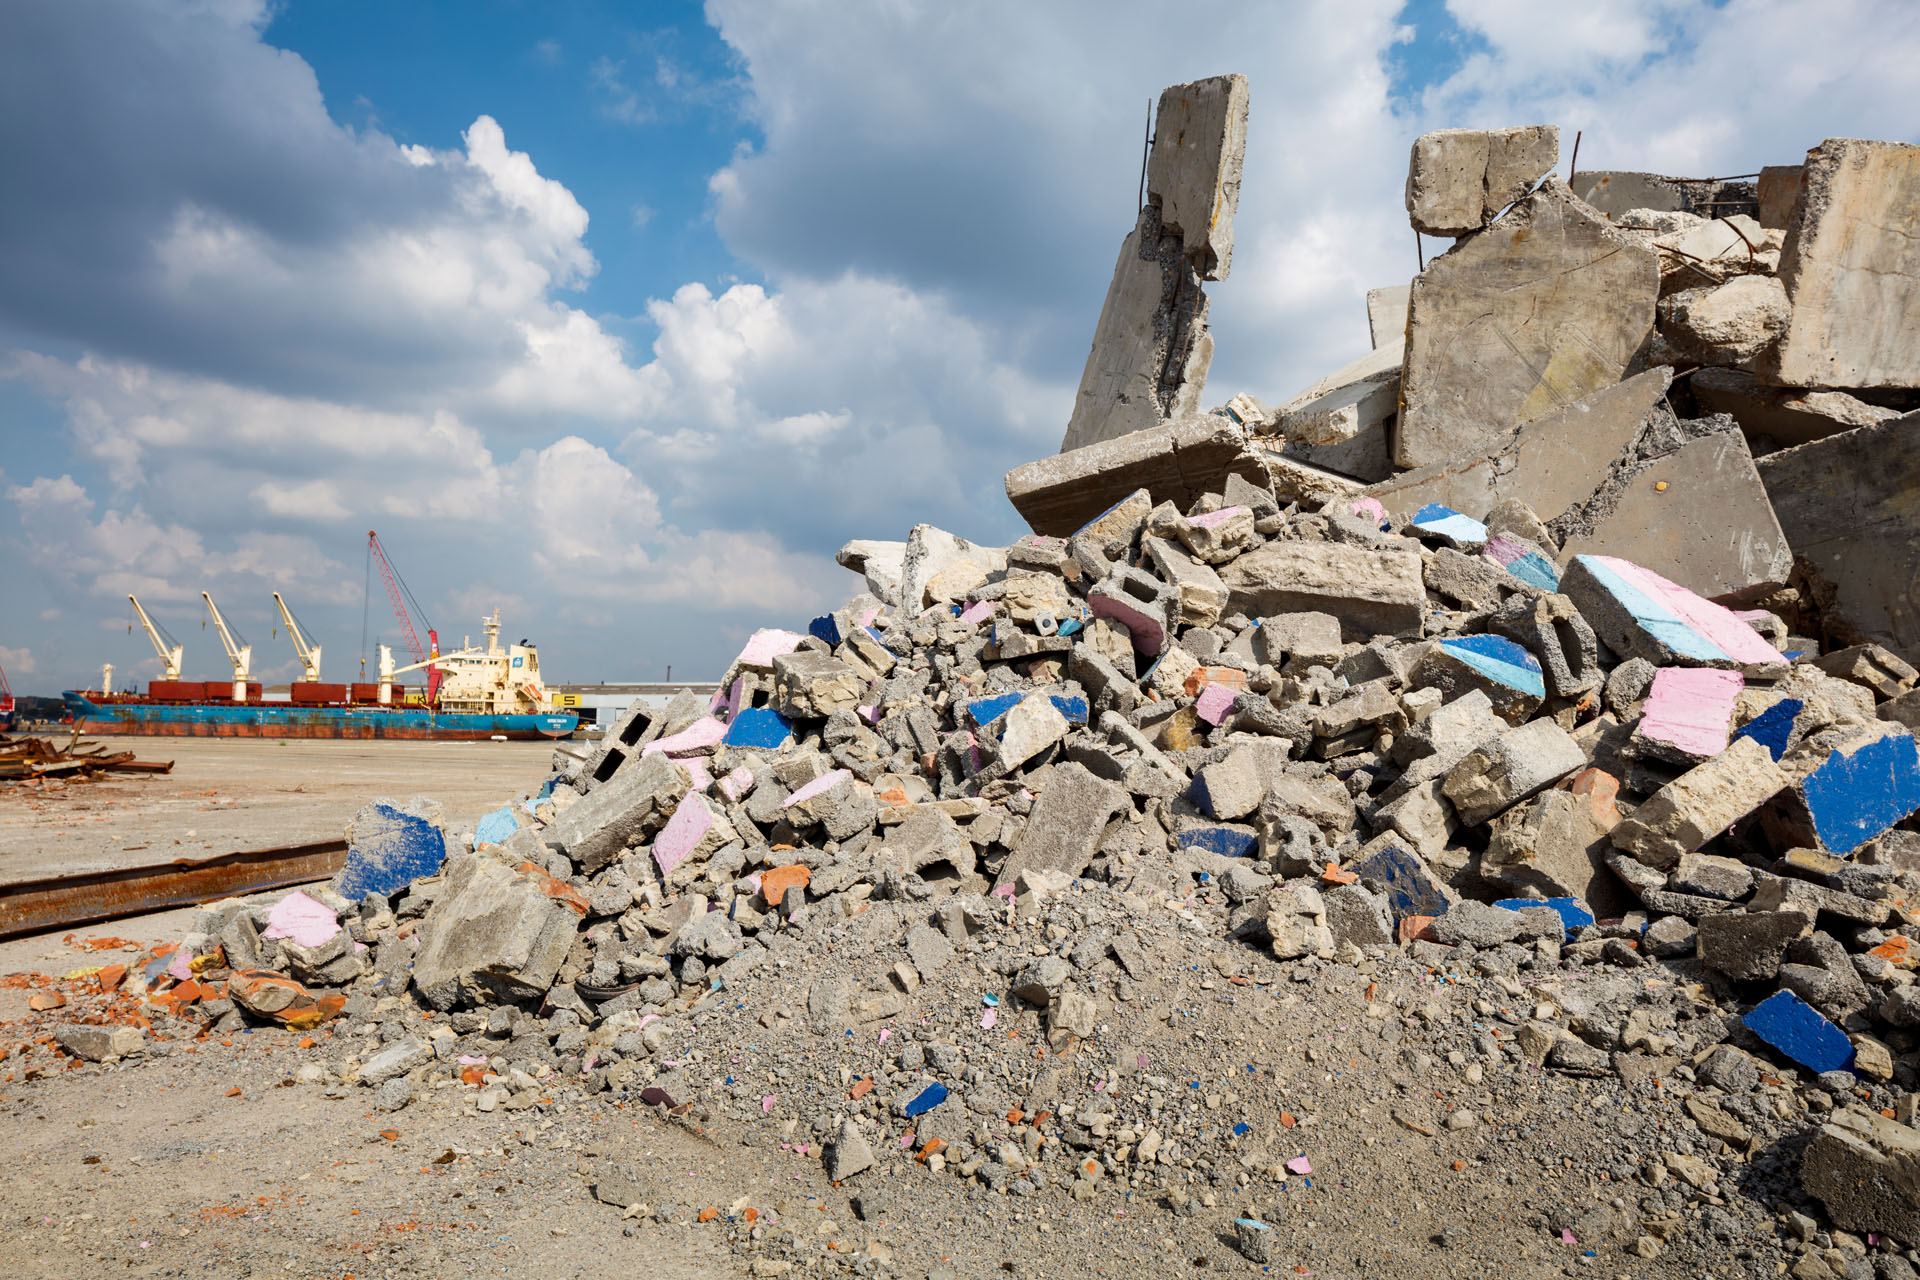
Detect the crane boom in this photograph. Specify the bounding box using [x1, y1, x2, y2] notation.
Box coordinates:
[272, 592, 322, 682]
[367, 531, 442, 706]
[0, 656, 13, 722]
[201, 591, 252, 702]
[127, 595, 183, 681]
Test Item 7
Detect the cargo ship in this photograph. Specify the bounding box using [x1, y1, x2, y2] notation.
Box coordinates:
[66, 600, 577, 741]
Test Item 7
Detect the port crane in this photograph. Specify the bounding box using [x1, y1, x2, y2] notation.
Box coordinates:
[0, 656, 13, 730]
[128, 595, 184, 681]
[272, 592, 322, 683]
[201, 591, 252, 702]
[366, 531, 443, 706]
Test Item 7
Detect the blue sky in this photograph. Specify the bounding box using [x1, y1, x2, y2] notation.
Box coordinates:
[3, 0, 1916, 696]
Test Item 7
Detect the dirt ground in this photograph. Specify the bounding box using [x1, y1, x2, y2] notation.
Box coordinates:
[0, 736, 555, 883]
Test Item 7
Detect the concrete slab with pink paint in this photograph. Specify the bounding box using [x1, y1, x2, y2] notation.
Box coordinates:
[958, 599, 995, 624]
[783, 768, 852, 809]
[1562, 555, 1786, 673]
[1187, 504, 1249, 529]
[1637, 667, 1743, 759]
[718, 766, 757, 803]
[732, 628, 806, 671]
[653, 793, 734, 877]
[643, 715, 727, 758]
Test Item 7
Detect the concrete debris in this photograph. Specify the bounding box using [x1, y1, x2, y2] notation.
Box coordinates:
[26, 99, 1920, 1270]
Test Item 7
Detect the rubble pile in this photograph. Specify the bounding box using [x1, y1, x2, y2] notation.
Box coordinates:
[15, 83, 1920, 1276]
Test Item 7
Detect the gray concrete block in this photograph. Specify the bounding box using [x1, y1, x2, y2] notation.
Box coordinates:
[1218, 542, 1424, 640]
[1145, 74, 1249, 282]
[1405, 125, 1558, 237]
[1767, 139, 1920, 389]
[1609, 736, 1789, 869]
[994, 762, 1128, 889]
[546, 751, 690, 875]
[411, 855, 581, 1007]
[1442, 719, 1586, 826]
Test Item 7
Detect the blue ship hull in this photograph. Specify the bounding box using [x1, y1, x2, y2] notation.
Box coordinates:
[63, 693, 576, 740]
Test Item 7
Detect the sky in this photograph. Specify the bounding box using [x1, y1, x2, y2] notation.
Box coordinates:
[3, 0, 1918, 695]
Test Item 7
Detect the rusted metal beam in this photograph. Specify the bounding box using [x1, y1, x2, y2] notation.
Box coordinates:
[0, 840, 347, 940]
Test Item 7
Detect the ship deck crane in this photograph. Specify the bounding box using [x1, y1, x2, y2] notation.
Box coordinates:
[375, 642, 478, 705]
[201, 591, 252, 702]
[272, 592, 322, 683]
[366, 531, 442, 707]
[0, 656, 13, 730]
[127, 595, 183, 682]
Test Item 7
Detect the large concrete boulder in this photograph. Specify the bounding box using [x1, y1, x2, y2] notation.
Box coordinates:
[1803, 1105, 1920, 1241]
[1218, 542, 1425, 640]
[411, 854, 581, 1008]
[1396, 181, 1659, 469]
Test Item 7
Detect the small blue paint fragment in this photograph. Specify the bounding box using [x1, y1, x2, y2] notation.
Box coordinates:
[1493, 897, 1593, 936]
[966, 693, 1024, 729]
[536, 778, 556, 802]
[982, 993, 999, 1006]
[1411, 503, 1490, 547]
[1437, 634, 1547, 699]
[903, 1082, 949, 1117]
[1733, 698, 1802, 762]
[1354, 843, 1456, 922]
[1498, 551, 1562, 591]
[1800, 730, 1920, 854]
[808, 614, 843, 646]
[1048, 694, 1089, 724]
[474, 805, 519, 847]
[1176, 826, 1258, 858]
[334, 800, 448, 903]
[1058, 618, 1084, 637]
[1743, 990, 1854, 1074]
[723, 707, 794, 749]
[863, 626, 887, 644]
[1232, 1122, 1251, 1137]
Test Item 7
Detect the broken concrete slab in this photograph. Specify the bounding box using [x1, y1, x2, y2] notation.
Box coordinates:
[1008, 413, 1361, 538]
[1657, 274, 1791, 367]
[1767, 138, 1920, 389]
[1755, 412, 1920, 654]
[1690, 367, 1900, 450]
[1571, 170, 1757, 221]
[1269, 342, 1400, 482]
[1803, 1105, 1920, 1242]
[1405, 125, 1558, 238]
[1610, 735, 1789, 869]
[334, 796, 448, 904]
[1144, 74, 1249, 282]
[1557, 429, 1792, 605]
[1396, 181, 1660, 469]
[1218, 541, 1425, 640]
[1368, 368, 1672, 528]
[898, 525, 1006, 615]
[1442, 718, 1587, 826]
[1558, 554, 1788, 672]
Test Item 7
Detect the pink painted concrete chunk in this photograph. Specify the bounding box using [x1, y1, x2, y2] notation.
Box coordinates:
[682, 756, 715, 793]
[1187, 504, 1250, 529]
[718, 765, 756, 803]
[1347, 497, 1388, 524]
[263, 890, 342, 948]
[653, 793, 718, 876]
[783, 768, 851, 808]
[1640, 667, 1744, 758]
[1091, 595, 1164, 654]
[1598, 557, 1782, 667]
[726, 676, 746, 718]
[1194, 682, 1239, 726]
[643, 715, 727, 758]
[959, 599, 995, 624]
[734, 628, 806, 669]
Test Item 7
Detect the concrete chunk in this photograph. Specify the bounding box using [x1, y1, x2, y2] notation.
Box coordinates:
[411, 855, 579, 1008]
[334, 797, 447, 904]
[546, 751, 690, 875]
[994, 762, 1128, 889]
[1609, 736, 1788, 869]
[1767, 139, 1920, 389]
[1218, 542, 1425, 640]
[1442, 718, 1586, 826]
[1145, 74, 1249, 282]
[1559, 554, 1786, 673]
[1696, 909, 1811, 980]
[1405, 125, 1558, 238]
[1803, 1106, 1920, 1242]
[1397, 181, 1658, 469]
[1690, 366, 1899, 450]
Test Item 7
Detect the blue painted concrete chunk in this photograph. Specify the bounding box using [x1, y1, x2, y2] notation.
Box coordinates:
[1801, 731, 1920, 855]
[1411, 503, 1490, 546]
[1572, 556, 1727, 663]
[1494, 897, 1593, 935]
[1176, 826, 1258, 858]
[1438, 635, 1547, 699]
[474, 805, 519, 847]
[1501, 551, 1561, 591]
[967, 693, 1024, 729]
[1412, 502, 1462, 523]
[723, 707, 794, 750]
[1355, 844, 1455, 922]
[808, 614, 843, 646]
[1733, 698, 1802, 762]
[1058, 618, 1084, 637]
[903, 1082, 949, 1117]
[1743, 990, 1855, 1074]
[334, 799, 448, 903]
[1047, 694, 1089, 725]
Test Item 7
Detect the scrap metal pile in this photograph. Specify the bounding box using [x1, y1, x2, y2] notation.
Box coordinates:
[18, 78, 1920, 1274]
[0, 734, 173, 782]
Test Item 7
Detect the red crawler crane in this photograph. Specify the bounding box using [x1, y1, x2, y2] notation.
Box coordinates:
[367, 531, 442, 706]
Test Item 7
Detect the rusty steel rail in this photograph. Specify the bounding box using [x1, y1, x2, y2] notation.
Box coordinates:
[0, 839, 347, 940]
